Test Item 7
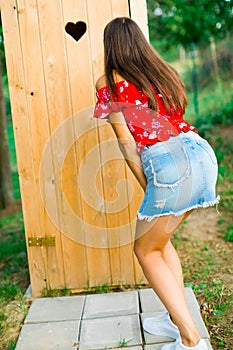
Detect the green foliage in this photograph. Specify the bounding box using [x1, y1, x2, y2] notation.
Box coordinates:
[42, 288, 72, 298]
[193, 92, 233, 136]
[221, 224, 233, 242]
[0, 212, 28, 291]
[0, 212, 29, 349]
[0, 283, 21, 303]
[6, 116, 21, 199]
[9, 342, 17, 350]
[147, 0, 233, 49]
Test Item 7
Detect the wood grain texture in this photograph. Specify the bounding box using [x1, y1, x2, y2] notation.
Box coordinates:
[1, 0, 48, 296]
[129, 0, 149, 41]
[1, 0, 149, 295]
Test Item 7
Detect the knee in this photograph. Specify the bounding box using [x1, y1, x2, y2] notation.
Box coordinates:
[133, 239, 162, 264]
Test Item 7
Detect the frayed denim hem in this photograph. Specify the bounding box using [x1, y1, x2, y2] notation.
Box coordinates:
[137, 195, 220, 222]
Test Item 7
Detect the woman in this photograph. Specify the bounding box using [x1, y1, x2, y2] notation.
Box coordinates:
[94, 17, 219, 350]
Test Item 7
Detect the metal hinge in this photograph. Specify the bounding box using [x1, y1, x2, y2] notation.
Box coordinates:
[28, 236, 55, 247]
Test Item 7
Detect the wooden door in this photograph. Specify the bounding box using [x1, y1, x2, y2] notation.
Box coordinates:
[1, 0, 148, 296]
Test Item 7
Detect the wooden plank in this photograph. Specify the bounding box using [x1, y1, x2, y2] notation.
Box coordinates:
[36, 0, 87, 291]
[86, 0, 113, 83]
[74, 117, 112, 287]
[126, 170, 147, 285]
[62, 0, 114, 287]
[111, 0, 129, 18]
[59, 0, 90, 289]
[129, 0, 149, 41]
[109, 0, 146, 285]
[17, 0, 67, 293]
[84, 0, 118, 287]
[1, 0, 48, 296]
[105, 0, 136, 280]
[97, 123, 131, 285]
[120, 0, 149, 285]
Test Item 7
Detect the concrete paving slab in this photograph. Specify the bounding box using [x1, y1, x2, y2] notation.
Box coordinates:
[139, 288, 166, 313]
[79, 314, 142, 350]
[15, 321, 80, 350]
[139, 288, 208, 339]
[144, 342, 174, 350]
[83, 291, 139, 319]
[188, 305, 210, 339]
[16, 288, 212, 350]
[140, 312, 176, 345]
[123, 347, 142, 350]
[141, 308, 209, 343]
[24, 295, 85, 324]
[139, 288, 199, 314]
[185, 288, 200, 310]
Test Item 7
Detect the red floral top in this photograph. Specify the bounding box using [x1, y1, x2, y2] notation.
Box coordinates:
[94, 80, 197, 153]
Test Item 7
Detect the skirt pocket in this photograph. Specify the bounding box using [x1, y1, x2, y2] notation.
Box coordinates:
[143, 146, 190, 190]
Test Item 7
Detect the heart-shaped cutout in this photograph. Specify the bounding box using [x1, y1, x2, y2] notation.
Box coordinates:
[65, 21, 87, 41]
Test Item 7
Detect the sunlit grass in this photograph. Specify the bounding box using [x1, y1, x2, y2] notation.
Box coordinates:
[0, 212, 30, 350]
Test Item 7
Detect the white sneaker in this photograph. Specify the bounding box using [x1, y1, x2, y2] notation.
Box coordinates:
[161, 338, 208, 350]
[143, 312, 180, 339]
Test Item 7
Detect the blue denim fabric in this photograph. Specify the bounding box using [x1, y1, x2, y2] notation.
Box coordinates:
[138, 131, 219, 220]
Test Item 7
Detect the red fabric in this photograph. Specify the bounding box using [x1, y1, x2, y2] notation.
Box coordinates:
[94, 80, 197, 153]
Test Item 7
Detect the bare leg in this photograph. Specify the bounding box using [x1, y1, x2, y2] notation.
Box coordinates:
[134, 213, 200, 347]
[162, 211, 192, 295]
[163, 240, 185, 295]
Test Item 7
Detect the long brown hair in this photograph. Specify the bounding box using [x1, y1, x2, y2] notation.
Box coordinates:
[103, 17, 188, 113]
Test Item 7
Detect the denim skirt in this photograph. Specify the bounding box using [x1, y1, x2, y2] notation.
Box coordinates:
[138, 131, 220, 220]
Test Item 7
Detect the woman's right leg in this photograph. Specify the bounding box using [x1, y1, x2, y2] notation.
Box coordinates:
[134, 213, 200, 347]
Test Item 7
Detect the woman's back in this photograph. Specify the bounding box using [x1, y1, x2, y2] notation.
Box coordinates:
[94, 76, 197, 152]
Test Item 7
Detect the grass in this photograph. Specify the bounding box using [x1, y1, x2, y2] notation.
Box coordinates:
[173, 225, 233, 349]
[6, 116, 20, 200]
[0, 212, 30, 350]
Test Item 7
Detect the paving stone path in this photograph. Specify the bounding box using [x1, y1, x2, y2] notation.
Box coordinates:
[15, 288, 212, 350]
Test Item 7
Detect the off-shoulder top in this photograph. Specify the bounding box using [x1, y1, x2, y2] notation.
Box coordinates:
[93, 80, 197, 153]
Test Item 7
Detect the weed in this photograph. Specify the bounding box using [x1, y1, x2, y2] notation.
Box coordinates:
[117, 337, 132, 347]
[41, 288, 72, 298]
[93, 283, 110, 294]
[9, 341, 17, 350]
[86, 282, 111, 294]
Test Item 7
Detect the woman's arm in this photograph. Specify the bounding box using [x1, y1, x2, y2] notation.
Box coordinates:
[109, 111, 147, 191]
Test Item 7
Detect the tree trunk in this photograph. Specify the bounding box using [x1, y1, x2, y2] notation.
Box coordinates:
[0, 60, 14, 208]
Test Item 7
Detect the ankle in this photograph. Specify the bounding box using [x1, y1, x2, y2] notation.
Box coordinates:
[181, 335, 201, 347]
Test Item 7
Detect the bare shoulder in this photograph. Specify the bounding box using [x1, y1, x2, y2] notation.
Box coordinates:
[95, 75, 107, 91]
[113, 71, 125, 83]
[95, 71, 126, 91]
